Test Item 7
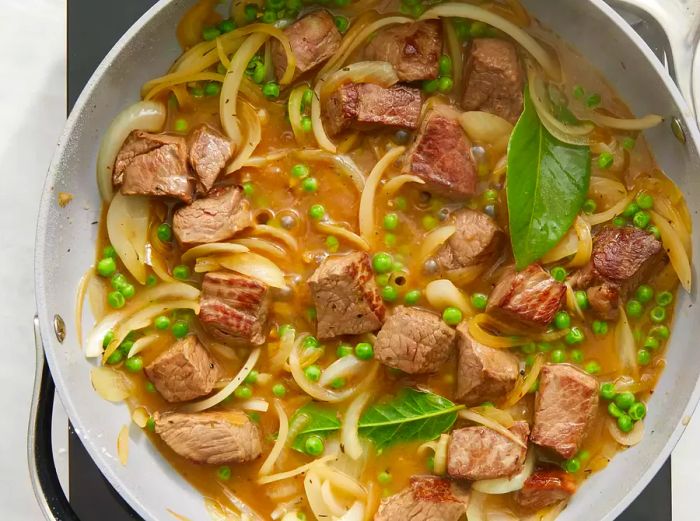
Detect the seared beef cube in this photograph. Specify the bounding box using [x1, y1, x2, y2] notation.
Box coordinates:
[487, 264, 566, 329]
[462, 38, 524, 123]
[374, 306, 456, 374]
[307, 252, 385, 339]
[172, 186, 252, 246]
[571, 226, 664, 320]
[406, 105, 477, 198]
[323, 83, 423, 137]
[364, 21, 442, 82]
[447, 421, 529, 480]
[114, 130, 193, 203]
[435, 209, 504, 272]
[455, 324, 519, 405]
[188, 124, 234, 194]
[271, 10, 341, 79]
[145, 336, 220, 402]
[531, 364, 598, 459]
[154, 410, 261, 464]
[374, 475, 469, 521]
[514, 469, 576, 512]
[199, 271, 270, 345]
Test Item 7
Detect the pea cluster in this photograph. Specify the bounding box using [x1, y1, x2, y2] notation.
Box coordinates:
[599, 383, 647, 433]
[372, 252, 413, 304]
[103, 331, 143, 370]
[452, 19, 497, 41]
[572, 84, 602, 109]
[611, 193, 659, 238]
[624, 283, 672, 365]
[422, 55, 454, 95]
[96, 245, 139, 310]
[563, 449, 590, 474]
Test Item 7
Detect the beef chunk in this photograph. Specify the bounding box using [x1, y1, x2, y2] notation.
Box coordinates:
[364, 21, 442, 82]
[374, 306, 456, 374]
[530, 364, 599, 459]
[271, 10, 341, 79]
[323, 83, 423, 137]
[199, 271, 270, 345]
[435, 209, 504, 272]
[307, 252, 385, 339]
[487, 264, 566, 329]
[172, 186, 252, 246]
[374, 475, 469, 521]
[145, 336, 220, 402]
[406, 105, 477, 198]
[462, 38, 524, 123]
[447, 421, 529, 480]
[455, 324, 519, 405]
[188, 124, 234, 194]
[113, 130, 193, 203]
[154, 410, 261, 464]
[514, 469, 576, 512]
[571, 226, 664, 320]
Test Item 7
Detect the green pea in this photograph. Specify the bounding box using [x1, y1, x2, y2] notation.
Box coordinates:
[106, 350, 123, 365]
[252, 62, 266, 84]
[598, 152, 614, 169]
[334, 15, 349, 32]
[614, 392, 635, 411]
[625, 299, 643, 318]
[453, 19, 470, 40]
[600, 382, 616, 400]
[438, 54, 453, 77]
[570, 349, 584, 363]
[553, 311, 571, 330]
[302, 336, 320, 349]
[218, 18, 236, 33]
[204, 81, 221, 96]
[648, 225, 661, 239]
[172, 320, 189, 339]
[325, 235, 339, 252]
[304, 365, 321, 382]
[442, 307, 463, 326]
[636, 193, 654, 210]
[173, 265, 190, 280]
[564, 457, 581, 473]
[537, 342, 552, 353]
[157, 223, 172, 242]
[381, 285, 398, 302]
[278, 324, 294, 337]
[111, 274, 127, 290]
[421, 215, 438, 230]
[234, 384, 253, 399]
[633, 210, 651, 229]
[592, 320, 608, 335]
[301, 177, 318, 192]
[217, 465, 232, 481]
[617, 414, 634, 433]
[608, 402, 623, 418]
[565, 327, 584, 345]
[650, 324, 670, 340]
[394, 196, 407, 211]
[300, 116, 312, 132]
[304, 435, 324, 456]
[585, 360, 601, 374]
[244, 370, 259, 385]
[422, 79, 439, 94]
[550, 349, 566, 364]
[404, 289, 421, 305]
[108, 291, 126, 309]
[336, 344, 353, 358]
[521, 342, 536, 354]
[650, 306, 666, 323]
[375, 274, 390, 287]
[635, 284, 654, 304]
[124, 356, 143, 373]
[102, 330, 114, 348]
[437, 76, 454, 93]
[291, 164, 309, 179]
[612, 216, 626, 227]
[637, 348, 651, 365]
[202, 26, 221, 41]
[146, 416, 156, 432]
[146, 274, 158, 286]
[306, 307, 317, 321]
[643, 336, 660, 350]
[620, 136, 636, 151]
[174, 118, 189, 133]
[582, 198, 597, 214]
[355, 342, 374, 360]
[383, 213, 399, 231]
[145, 381, 156, 393]
[189, 85, 204, 98]
[574, 290, 589, 310]
[622, 202, 640, 218]
[372, 252, 393, 274]
[471, 293, 488, 310]
[550, 266, 567, 282]
[578, 450, 591, 462]
[484, 189, 498, 203]
[656, 291, 673, 306]
[384, 233, 397, 248]
[572, 85, 585, 99]
[628, 402, 647, 421]
[524, 354, 536, 368]
[469, 20, 487, 37]
[308, 204, 325, 220]
[272, 383, 286, 397]
[97, 257, 117, 277]
[261, 9, 276, 23]
[103, 245, 117, 259]
[330, 377, 346, 389]
[586, 93, 601, 108]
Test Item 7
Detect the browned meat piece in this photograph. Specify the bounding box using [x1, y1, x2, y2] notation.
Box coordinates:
[487, 264, 566, 329]
[435, 209, 505, 272]
[405, 105, 477, 198]
[271, 10, 341, 79]
[199, 271, 270, 345]
[455, 324, 519, 405]
[514, 469, 576, 512]
[307, 252, 385, 339]
[530, 364, 599, 459]
[188, 124, 234, 194]
[374, 475, 470, 521]
[113, 130, 193, 203]
[364, 21, 442, 82]
[374, 306, 456, 374]
[570, 225, 664, 320]
[172, 186, 252, 246]
[447, 421, 529, 480]
[145, 336, 220, 402]
[323, 83, 423, 137]
[154, 410, 261, 465]
[462, 38, 524, 123]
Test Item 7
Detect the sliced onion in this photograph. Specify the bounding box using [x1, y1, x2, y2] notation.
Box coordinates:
[359, 146, 405, 244]
[615, 306, 639, 379]
[341, 392, 371, 460]
[381, 174, 425, 197]
[419, 225, 456, 263]
[219, 484, 265, 521]
[467, 489, 487, 521]
[541, 226, 578, 264]
[258, 455, 337, 485]
[131, 407, 149, 428]
[304, 470, 332, 520]
[259, 399, 289, 476]
[565, 282, 585, 320]
[459, 111, 513, 155]
[270, 327, 296, 372]
[590, 176, 626, 198]
[90, 367, 132, 402]
[650, 210, 692, 292]
[117, 425, 129, 466]
[180, 348, 260, 413]
[96, 101, 166, 201]
[295, 149, 366, 192]
[319, 355, 365, 387]
[181, 242, 249, 264]
[288, 85, 310, 146]
[591, 113, 663, 130]
[194, 257, 223, 273]
[473, 447, 535, 494]
[608, 417, 644, 446]
[459, 409, 527, 448]
[235, 238, 286, 259]
[127, 334, 159, 358]
[249, 224, 299, 251]
[470, 406, 515, 428]
[321, 480, 347, 517]
[239, 399, 269, 412]
[443, 18, 463, 89]
[313, 464, 367, 498]
[337, 501, 364, 521]
[215, 252, 288, 289]
[503, 353, 545, 408]
[567, 217, 593, 268]
[144, 71, 226, 101]
[468, 314, 527, 349]
[107, 192, 150, 284]
[425, 278, 474, 316]
[315, 222, 369, 251]
[226, 100, 261, 174]
[433, 433, 450, 475]
[582, 193, 632, 226]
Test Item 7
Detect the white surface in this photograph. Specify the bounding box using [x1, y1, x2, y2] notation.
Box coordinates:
[0, 0, 697, 519]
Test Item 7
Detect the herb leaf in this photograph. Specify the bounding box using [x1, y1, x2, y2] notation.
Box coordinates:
[290, 402, 341, 452]
[358, 389, 463, 450]
[507, 88, 591, 269]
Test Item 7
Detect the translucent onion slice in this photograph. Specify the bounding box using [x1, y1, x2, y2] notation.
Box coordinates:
[341, 391, 371, 460]
[259, 399, 289, 476]
[288, 84, 310, 145]
[304, 469, 333, 520]
[127, 334, 159, 358]
[313, 464, 367, 498]
[336, 501, 364, 521]
[582, 193, 632, 226]
[321, 480, 346, 517]
[96, 101, 166, 201]
[181, 348, 260, 413]
[459, 111, 513, 155]
[226, 101, 262, 174]
[259, 455, 337, 485]
[459, 410, 527, 448]
[425, 278, 474, 316]
[615, 306, 639, 379]
[180, 242, 249, 264]
[270, 327, 296, 372]
[131, 407, 149, 428]
[239, 398, 269, 412]
[473, 447, 535, 494]
[468, 314, 527, 349]
[567, 217, 593, 268]
[420, 4, 559, 78]
[433, 433, 450, 475]
[470, 406, 515, 428]
[319, 355, 365, 387]
[591, 113, 663, 130]
[216, 252, 288, 289]
[250, 225, 299, 251]
[235, 238, 286, 259]
[467, 490, 487, 521]
[443, 18, 463, 89]
[359, 146, 405, 244]
[607, 417, 644, 446]
[565, 282, 585, 320]
[650, 210, 692, 292]
[315, 222, 369, 251]
[90, 367, 132, 402]
[419, 225, 456, 263]
[381, 174, 425, 197]
[117, 425, 129, 466]
[107, 192, 150, 284]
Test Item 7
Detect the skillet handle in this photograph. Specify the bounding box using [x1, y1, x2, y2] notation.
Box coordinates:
[611, 0, 700, 125]
[27, 315, 81, 521]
